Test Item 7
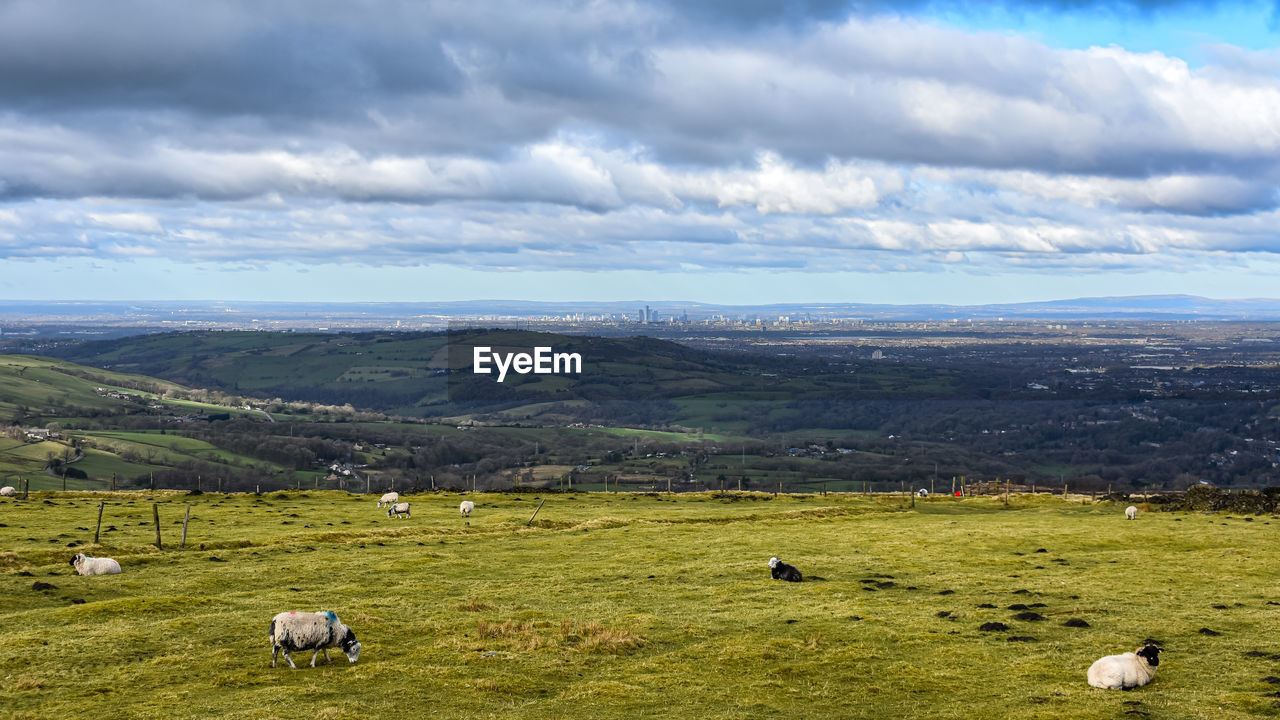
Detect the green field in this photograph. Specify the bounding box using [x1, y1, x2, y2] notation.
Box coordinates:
[2, 491, 1277, 719]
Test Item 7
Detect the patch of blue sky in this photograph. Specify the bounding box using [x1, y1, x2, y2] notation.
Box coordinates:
[922, 1, 1278, 65]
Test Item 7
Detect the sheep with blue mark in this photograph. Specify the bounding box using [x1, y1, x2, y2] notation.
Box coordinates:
[269, 611, 361, 669]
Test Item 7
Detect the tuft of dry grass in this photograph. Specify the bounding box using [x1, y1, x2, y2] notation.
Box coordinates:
[10, 676, 45, 691]
[561, 620, 644, 654]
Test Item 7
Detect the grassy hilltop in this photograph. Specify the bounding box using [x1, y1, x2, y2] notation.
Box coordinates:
[2, 491, 1278, 719]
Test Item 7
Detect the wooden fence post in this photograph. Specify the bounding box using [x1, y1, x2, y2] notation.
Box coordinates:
[527, 499, 546, 525]
[94, 501, 105, 545]
[180, 504, 191, 550]
[152, 503, 162, 550]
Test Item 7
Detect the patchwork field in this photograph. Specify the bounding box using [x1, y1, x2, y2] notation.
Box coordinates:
[1, 492, 1278, 719]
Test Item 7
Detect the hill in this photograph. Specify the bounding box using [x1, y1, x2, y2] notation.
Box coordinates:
[48, 329, 960, 428]
[0, 354, 322, 491]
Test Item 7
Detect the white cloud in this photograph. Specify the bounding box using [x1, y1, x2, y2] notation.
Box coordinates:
[86, 212, 163, 234]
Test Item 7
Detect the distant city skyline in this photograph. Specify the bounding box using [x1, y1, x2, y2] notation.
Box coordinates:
[2, 1, 1280, 304]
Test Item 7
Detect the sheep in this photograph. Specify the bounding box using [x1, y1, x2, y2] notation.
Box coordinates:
[69, 552, 121, 576]
[387, 502, 410, 519]
[1087, 644, 1160, 690]
[269, 611, 361, 669]
[1125, 505, 1138, 520]
[768, 557, 803, 582]
[377, 492, 399, 508]
[916, 489, 929, 498]
[0, 486, 14, 497]
[460, 500, 475, 517]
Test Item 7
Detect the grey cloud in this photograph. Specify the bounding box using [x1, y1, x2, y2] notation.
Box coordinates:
[0, 1, 462, 117]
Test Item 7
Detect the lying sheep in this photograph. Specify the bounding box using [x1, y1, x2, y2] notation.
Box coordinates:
[768, 557, 803, 582]
[69, 552, 121, 576]
[269, 611, 361, 669]
[377, 492, 399, 508]
[387, 502, 410, 519]
[460, 500, 475, 517]
[1125, 505, 1138, 520]
[0, 486, 14, 497]
[1087, 644, 1160, 690]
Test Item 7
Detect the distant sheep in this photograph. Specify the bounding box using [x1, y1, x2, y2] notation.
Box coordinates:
[387, 502, 410, 519]
[0, 486, 14, 497]
[1087, 644, 1160, 690]
[917, 489, 929, 498]
[768, 557, 803, 582]
[69, 552, 121, 576]
[269, 611, 361, 669]
[377, 492, 399, 508]
[1125, 505, 1138, 520]
[460, 500, 475, 517]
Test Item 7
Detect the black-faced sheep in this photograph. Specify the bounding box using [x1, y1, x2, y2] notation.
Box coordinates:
[768, 557, 803, 582]
[460, 500, 475, 517]
[1087, 644, 1160, 690]
[377, 492, 399, 508]
[269, 611, 361, 669]
[69, 552, 121, 575]
[1125, 505, 1138, 520]
[0, 486, 15, 497]
[387, 502, 410, 518]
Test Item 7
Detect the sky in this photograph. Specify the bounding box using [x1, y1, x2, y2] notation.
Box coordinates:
[2, 0, 1280, 305]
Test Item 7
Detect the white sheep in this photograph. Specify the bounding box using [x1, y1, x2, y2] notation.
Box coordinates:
[269, 611, 361, 669]
[1087, 644, 1160, 690]
[69, 552, 121, 576]
[1125, 505, 1138, 520]
[387, 502, 410, 518]
[0, 486, 14, 497]
[377, 491, 399, 508]
[460, 500, 475, 517]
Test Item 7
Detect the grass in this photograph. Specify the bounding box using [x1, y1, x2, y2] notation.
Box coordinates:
[1, 491, 1278, 719]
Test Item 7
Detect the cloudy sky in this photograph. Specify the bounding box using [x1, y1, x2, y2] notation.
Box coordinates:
[2, 0, 1280, 305]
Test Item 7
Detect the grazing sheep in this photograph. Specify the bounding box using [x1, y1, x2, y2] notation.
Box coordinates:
[1125, 505, 1138, 520]
[269, 611, 361, 669]
[768, 557, 803, 582]
[0, 486, 14, 497]
[377, 492, 399, 508]
[460, 500, 475, 517]
[387, 502, 410, 519]
[917, 489, 929, 498]
[1087, 644, 1160, 690]
[69, 552, 121, 576]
